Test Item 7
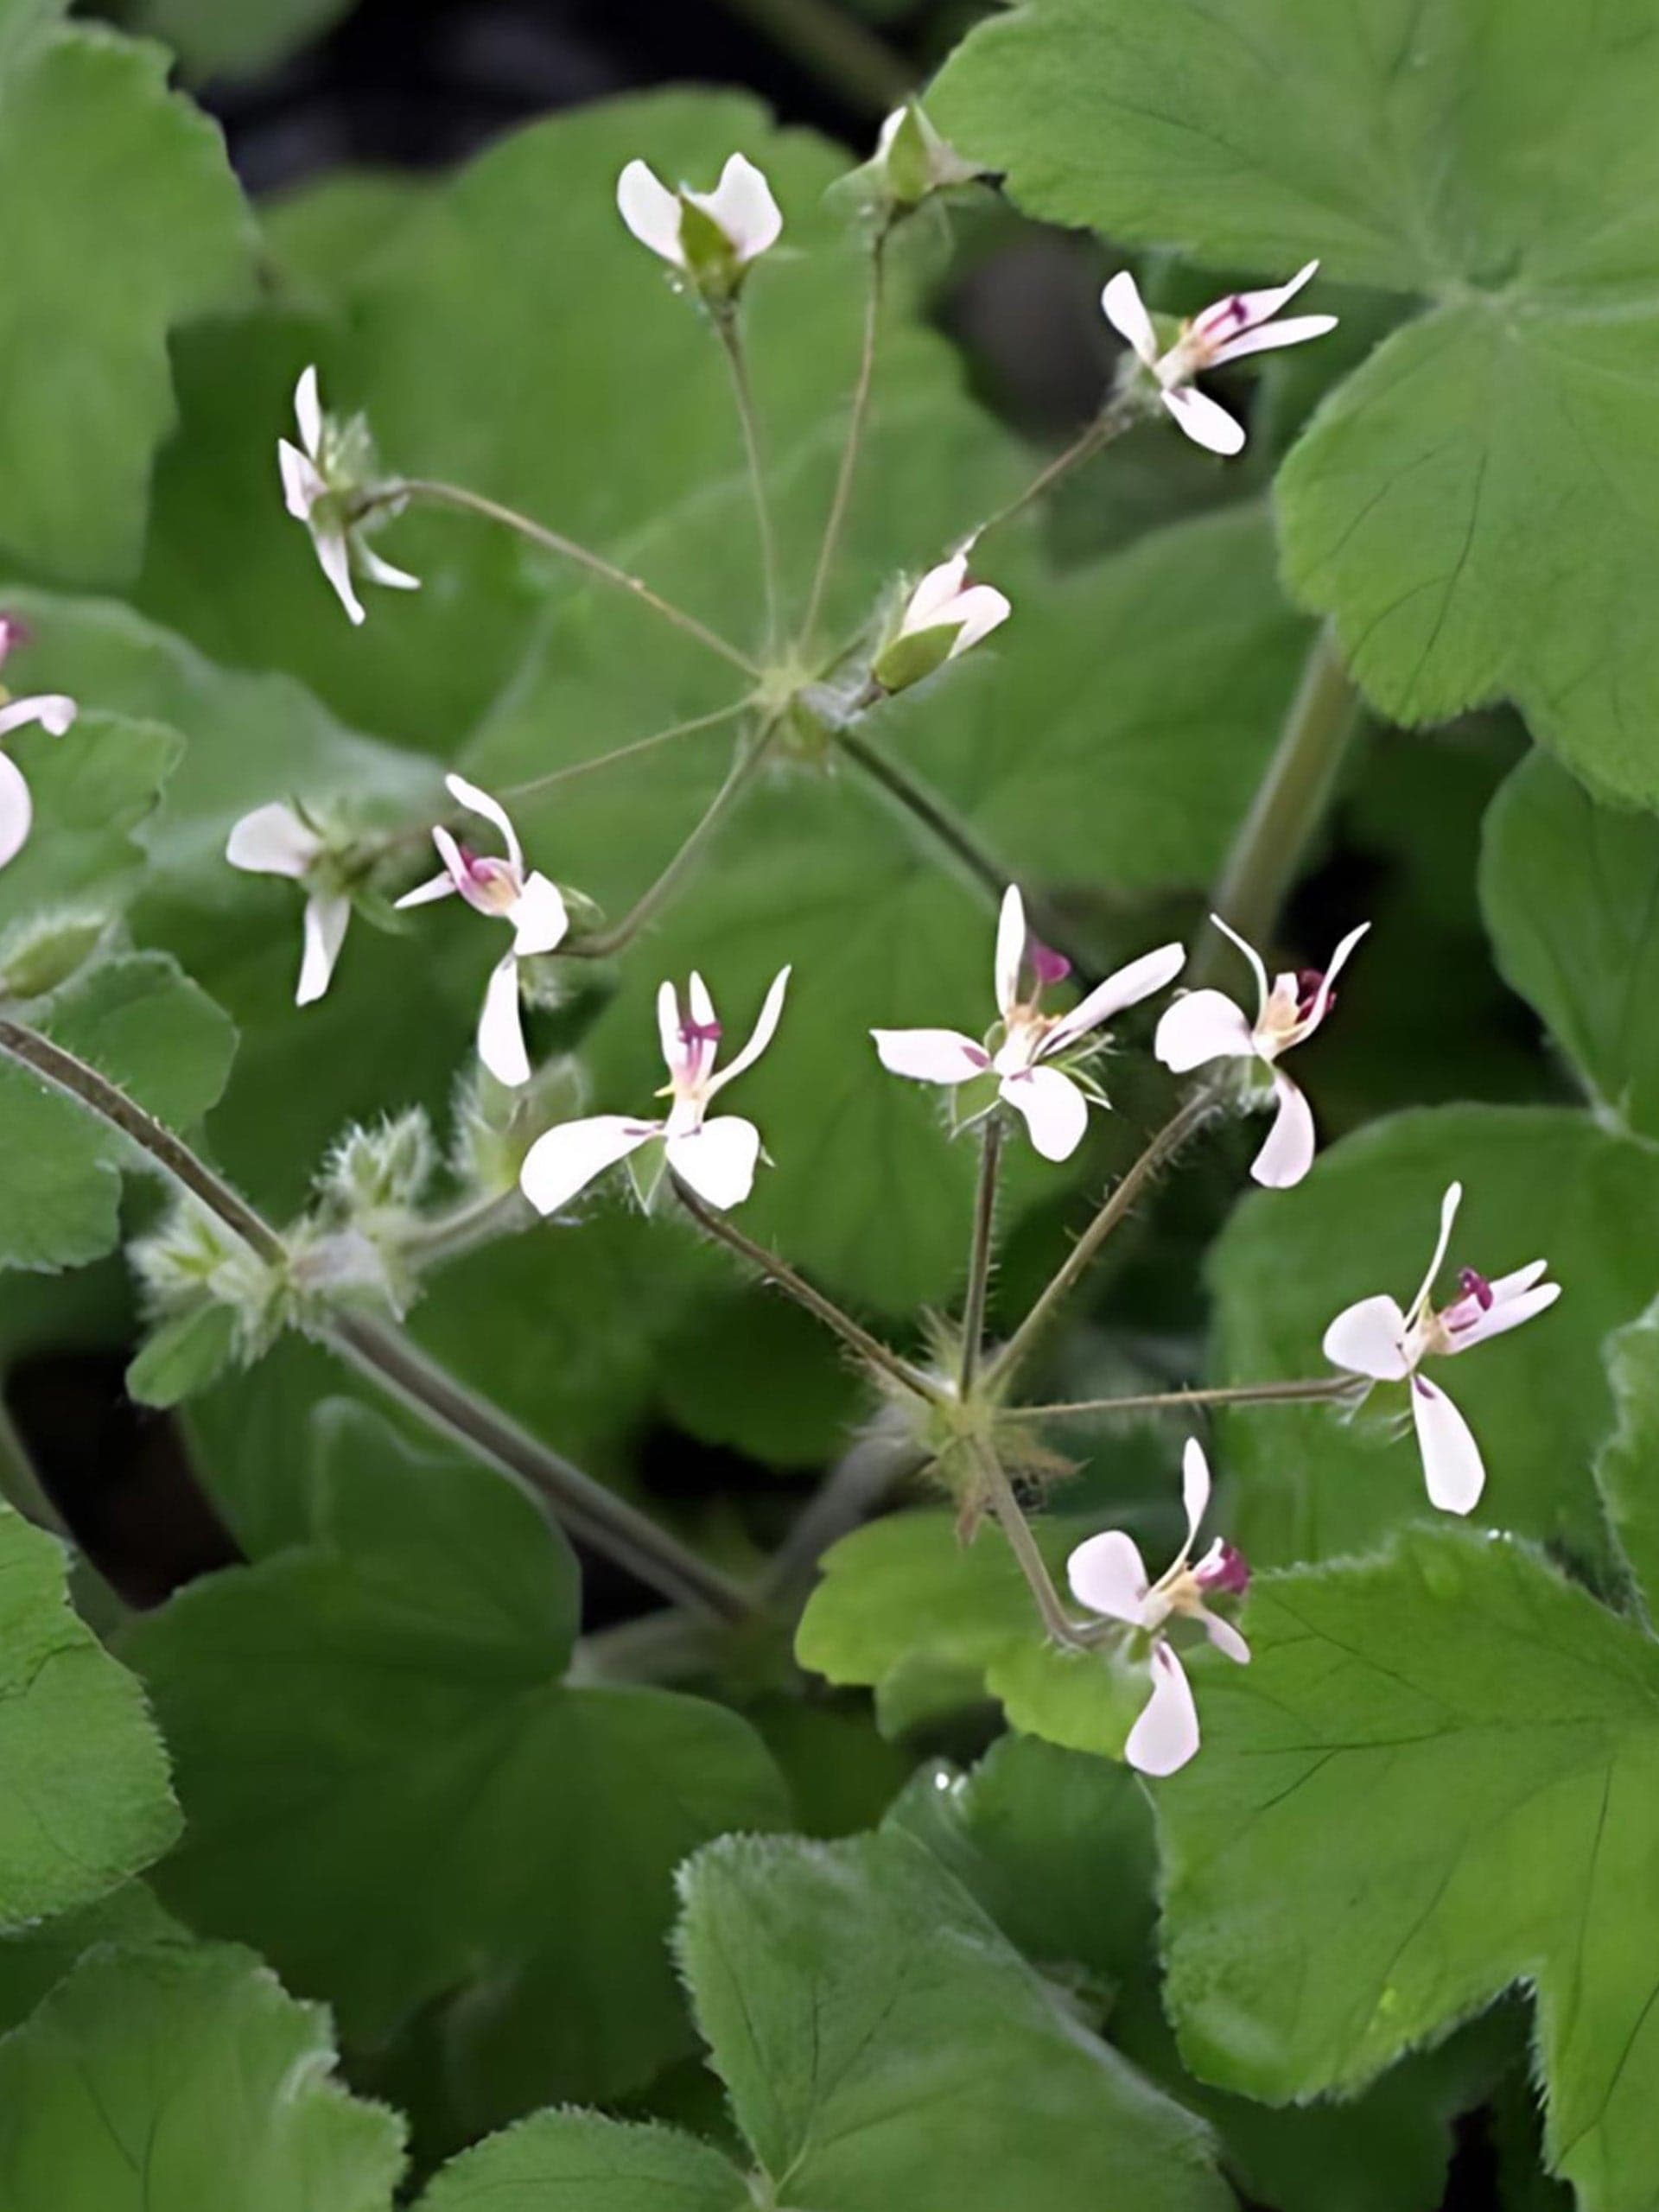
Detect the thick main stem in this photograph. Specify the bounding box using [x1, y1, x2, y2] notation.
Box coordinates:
[376, 479, 760, 677]
[1196, 623, 1363, 983]
[672, 1180, 941, 1404]
[714, 312, 781, 652]
[973, 1442, 1080, 1646]
[1027, 1376, 1359, 1419]
[959, 1115, 1002, 1396]
[802, 233, 887, 649]
[991, 1085, 1218, 1389]
[0, 1022, 751, 1620]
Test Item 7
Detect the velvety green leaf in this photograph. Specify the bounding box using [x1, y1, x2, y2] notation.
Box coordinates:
[0, 1882, 182, 2037]
[127, 1407, 790, 2130]
[1481, 750, 1659, 1131]
[679, 1828, 1230, 2212]
[134, 0, 353, 79]
[0, 1938, 405, 2209]
[933, 0, 1659, 808]
[0, 1506, 179, 1929]
[126, 1300, 237, 1408]
[0, 6, 251, 581]
[0, 711, 179, 933]
[262, 172, 429, 299]
[1157, 1526, 1659, 2212]
[1209, 1106, 1659, 1569]
[0, 950, 236, 1274]
[1594, 1300, 1659, 1625]
[418, 2113, 747, 2212]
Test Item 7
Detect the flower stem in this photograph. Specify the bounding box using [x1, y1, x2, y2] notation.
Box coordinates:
[0, 1020, 753, 1621]
[990, 1084, 1220, 1390]
[1195, 622, 1363, 985]
[712, 308, 781, 653]
[974, 392, 1141, 545]
[372, 478, 760, 677]
[671, 1179, 942, 1404]
[498, 699, 753, 808]
[709, 0, 910, 115]
[959, 1113, 1002, 1396]
[1027, 1375, 1360, 1419]
[972, 1441, 1082, 1646]
[801, 231, 887, 650]
[403, 1186, 532, 1274]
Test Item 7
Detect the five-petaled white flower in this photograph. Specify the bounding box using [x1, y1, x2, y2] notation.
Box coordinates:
[872, 885, 1184, 1162]
[1155, 915, 1369, 1188]
[1102, 263, 1337, 457]
[1066, 1437, 1250, 1777]
[1322, 1180, 1561, 1515]
[519, 966, 791, 1216]
[872, 548, 1011, 693]
[395, 775, 569, 1089]
[0, 613, 76, 873]
[616, 154, 782, 283]
[278, 365, 419, 628]
[226, 803, 354, 1007]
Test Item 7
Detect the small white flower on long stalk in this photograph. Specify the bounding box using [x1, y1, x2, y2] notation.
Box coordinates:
[226, 803, 354, 1007]
[1322, 1181, 1561, 1514]
[872, 885, 1183, 1161]
[395, 775, 569, 1088]
[1066, 1438, 1250, 1777]
[1102, 263, 1337, 456]
[278, 366, 419, 628]
[616, 154, 782, 287]
[1155, 915, 1369, 1187]
[519, 967, 791, 1216]
[0, 616, 76, 873]
[872, 548, 1011, 694]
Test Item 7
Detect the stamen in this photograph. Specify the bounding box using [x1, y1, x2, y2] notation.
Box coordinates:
[680, 1018, 723, 1048]
[1456, 1267, 1494, 1311]
[1197, 1541, 1250, 1599]
[1029, 940, 1071, 990]
[1295, 968, 1327, 1020]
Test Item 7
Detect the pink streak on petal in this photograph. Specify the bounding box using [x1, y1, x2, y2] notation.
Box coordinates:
[871, 1027, 990, 1084]
[520, 1115, 658, 1215]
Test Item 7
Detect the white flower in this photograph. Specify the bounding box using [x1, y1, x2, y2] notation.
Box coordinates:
[872, 885, 1184, 1162]
[0, 614, 77, 874]
[1066, 1438, 1250, 1777]
[1102, 263, 1337, 456]
[616, 153, 782, 282]
[872, 548, 1011, 693]
[1322, 1180, 1561, 1515]
[394, 775, 569, 1088]
[226, 803, 354, 1007]
[1155, 915, 1369, 1188]
[519, 967, 791, 1216]
[278, 365, 419, 628]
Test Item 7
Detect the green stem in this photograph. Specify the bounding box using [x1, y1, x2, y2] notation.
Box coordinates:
[404, 1186, 532, 1274]
[708, 0, 911, 116]
[1027, 1376, 1359, 1419]
[973, 1441, 1082, 1646]
[802, 232, 887, 650]
[760, 1431, 927, 1604]
[672, 1179, 942, 1405]
[0, 1021, 752, 1621]
[1195, 623, 1363, 984]
[499, 699, 753, 808]
[959, 1114, 1002, 1396]
[974, 394, 1141, 545]
[373, 479, 760, 677]
[990, 1085, 1219, 1390]
[713, 311, 781, 652]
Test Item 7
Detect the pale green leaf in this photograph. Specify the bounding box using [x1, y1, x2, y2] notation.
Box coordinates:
[1594, 1300, 1659, 1625]
[417, 2113, 746, 2212]
[134, 0, 353, 79]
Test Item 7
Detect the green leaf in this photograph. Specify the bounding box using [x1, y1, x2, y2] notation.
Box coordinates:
[1156, 1526, 1659, 2212]
[126, 1300, 237, 1408]
[0, 1882, 182, 2037]
[0, 950, 235, 1274]
[932, 0, 1659, 809]
[0, 6, 251, 581]
[0, 1505, 178, 1928]
[1481, 750, 1659, 1133]
[133, 0, 354, 79]
[677, 1829, 1230, 2212]
[417, 2113, 747, 2212]
[1209, 1106, 1659, 1569]
[126, 1406, 791, 2132]
[1594, 1300, 1659, 1624]
[0, 1938, 405, 2209]
[0, 711, 180, 936]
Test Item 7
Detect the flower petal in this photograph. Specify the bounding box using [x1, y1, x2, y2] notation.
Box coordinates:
[1208, 313, 1339, 366]
[1294, 919, 1370, 1040]
[1126, 1643, 1201, 1777]
[1209, 913, 1271, 1022]
[870, 1027, 990, 1084]
[294, 365, 324, 458]
[1408, 1181, 1463, 1322]
[994, 883, 1025, 1019]
[446, 772, 522, 872]
[1154, 988, 1255, 1072]
[1001, 1065, 1089, 1160]
[1411, 1375, 1485, 1515]
[688, 971, 718, 1031]
[297, 893, 350, 1007]
[1446, 1281, 1561, 1353]
[616, 159, 684, 265]
[944, 584, 1011, 657]
[278, 438, 322, 522]
[1322, 1294, 1412, 1381]
[511, 871, 569, 957]
[1160, 384, 1247, 457]
[313, 523, 365, 626]
[1180, 1435, 1211, 1552]
[666, 1115, 763, 1210]
[1490, 1259, 1549, 1300]
[0, 693, 75, 741]
[521, 1115, 658, 1215]
[1043, 941, 1186, 1054]
[1251, 1071, 1317, 1189]
[656, 978, 683, 1071]
[1195, 262, 1319, 340]
[394, 869, 456, 911]
[226, 801, 320, 880]
[1101, 270, 1159, 365]
[0, 751, 31, 871]
[903, 553, 969, 635]
[1201, 1610, 1251, 1665]
[355, 543, 422, 593]
[477, 953, 530, 1088]
[1065, 1529, 1150, 1621]
[705, 152, 782, 263]
[709, 964, 791, 1092]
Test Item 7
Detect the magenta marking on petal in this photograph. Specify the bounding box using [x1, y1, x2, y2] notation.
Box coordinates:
[0, 614, 31, 667]
[1295, 968, 1328, 1020]
[1029, 940, 1071, 989]
[680, 1018, 723, 1047]
[1197, 1541, 1250, 1599]
[1457, 1268, 1494, 1311]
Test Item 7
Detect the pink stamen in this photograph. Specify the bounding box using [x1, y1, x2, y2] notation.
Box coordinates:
[1457, 1268, 1494, 1311]
[1029, 940, 1071, 990]
[1295, 969, 1327, 1020]
[0, 614, 30, 668]
[680, 1017, 723, 1049]
[1197, 1541, 1250, 1599]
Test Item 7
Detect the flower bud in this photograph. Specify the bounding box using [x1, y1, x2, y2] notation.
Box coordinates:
[871, 102, 983, 211]
[319, 1109, 436, 1218]
[0, 908, 109, 1000]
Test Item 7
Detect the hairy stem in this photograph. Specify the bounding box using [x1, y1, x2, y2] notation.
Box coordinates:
[974, 393, 1141, 544]
[990, 1085, 1219, 1389]
[672, 1179, 942, 1404]
[802, 232, 887, 649]
[973, 1442, 1081, 1646]
[1027, 1375, 1360, 1419]
[709, 0, 911, 114]
[404, 1186, 533, 1274]
[713, 310, 781, 652]
[959, 1114, 1002, 1396]
[499, 699, 753, 807]
[1195, 623, 1363, 983]
[0, 1022, 751, 1620]
[372, 478, 760, 677]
